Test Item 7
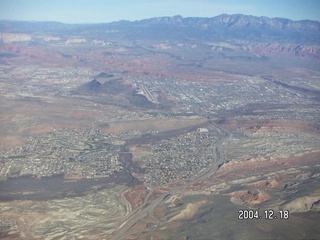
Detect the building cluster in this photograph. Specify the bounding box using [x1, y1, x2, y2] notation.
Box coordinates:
[129, 76, 318, 122]
[0, 129, 123, 179]
[0, 126, 225, 185]
[0, 65, 95, 97]
[1, 65, 319, 184]
[144, 128, 220, 185]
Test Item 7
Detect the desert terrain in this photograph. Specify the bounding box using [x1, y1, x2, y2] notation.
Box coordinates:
[0, 14, 319, 239]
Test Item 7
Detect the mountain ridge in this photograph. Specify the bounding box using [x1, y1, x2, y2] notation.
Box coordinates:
[2, 13, 319, 27]
[0, 14, 319, 61]
[1, 14, 319, 42]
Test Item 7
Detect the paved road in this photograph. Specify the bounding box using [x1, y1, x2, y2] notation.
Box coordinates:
[110, 121, 231, 240]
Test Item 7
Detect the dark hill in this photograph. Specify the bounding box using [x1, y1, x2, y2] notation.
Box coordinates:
[96, 72, 114, 78]
[100, 79, 131, 95]
[74, 79, 101, 95]
[73, 78, 131, 96]
[73, 77, 174, 109]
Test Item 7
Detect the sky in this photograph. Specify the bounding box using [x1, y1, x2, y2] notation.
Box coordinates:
[1, 0, 319, 24]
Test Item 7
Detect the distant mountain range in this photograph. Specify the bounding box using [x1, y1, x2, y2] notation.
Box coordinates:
[0, 14, 319, 62]
[1, 14, 319, 44]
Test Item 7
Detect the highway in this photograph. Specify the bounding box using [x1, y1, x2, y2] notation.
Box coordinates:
[110, 121, 231, 240]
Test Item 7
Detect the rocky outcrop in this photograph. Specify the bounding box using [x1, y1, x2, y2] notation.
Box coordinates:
[230, 189, 270, 205]
[65, 38, 86, 44]
[249, 43, 320, 59]
[0, 32, 31, 43]
[250, 176, 282, 189]
[283, 196, 320, 212]
[221, 119, 320, 135]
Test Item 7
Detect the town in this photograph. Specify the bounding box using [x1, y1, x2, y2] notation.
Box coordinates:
[0, 65, 319, 185]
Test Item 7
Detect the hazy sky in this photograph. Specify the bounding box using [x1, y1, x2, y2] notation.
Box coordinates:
[1, 0, 319, 23]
